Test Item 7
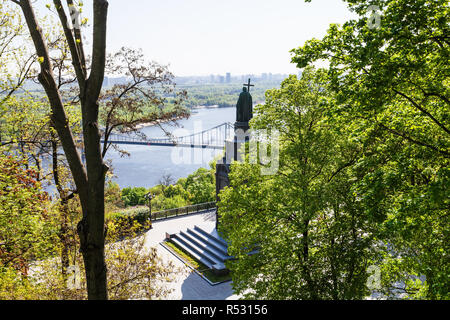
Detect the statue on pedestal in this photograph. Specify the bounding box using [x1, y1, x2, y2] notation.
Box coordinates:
[216, 79, 255, 229]
[236, 87, 253, 123]
[235, 79, 254, 131]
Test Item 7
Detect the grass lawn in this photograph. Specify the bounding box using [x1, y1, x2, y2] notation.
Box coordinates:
[165, 240, 232, 284]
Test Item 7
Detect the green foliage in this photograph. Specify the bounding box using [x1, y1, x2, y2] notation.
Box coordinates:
[0, 96, 50, 144]
[104, 218, 179, 300]
[109, 166, 216, 214]
[162, 184, 190, 199]
[290, 0, 449, 299]
[149, 184, 164, 196]
[0, 155, 58, 273]
[0, 264, 70, 300]
[0, 0, 32, 107]
[219, 69, 378, 300]
[182, 167, 216, 204]
[121, 186, 148, 207]
[106, 207, 150, 226]
[177, 82, 278, 108]
[105, 181, 124, 212]
[0, 217, 177, 300]
[152, 194, 188, 211]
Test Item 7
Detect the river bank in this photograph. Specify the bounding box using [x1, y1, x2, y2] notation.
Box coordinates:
[132, 105, 235, 130]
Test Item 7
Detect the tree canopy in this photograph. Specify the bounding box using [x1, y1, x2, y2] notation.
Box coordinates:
[219, 0, 449, 300]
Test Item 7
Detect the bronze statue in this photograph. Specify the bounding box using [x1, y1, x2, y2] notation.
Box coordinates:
[236, 86, 253, 123]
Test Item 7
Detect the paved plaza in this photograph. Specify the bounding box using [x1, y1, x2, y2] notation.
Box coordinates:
[143, 210, 240, 300]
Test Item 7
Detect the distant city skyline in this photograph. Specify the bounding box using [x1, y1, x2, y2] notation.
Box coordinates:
[173, 72, 291, 85]
[100, 72, 292, 87]
[33, 1, 357, 77]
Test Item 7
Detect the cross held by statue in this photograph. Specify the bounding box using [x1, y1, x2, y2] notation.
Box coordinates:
[244, 78, 254, 92]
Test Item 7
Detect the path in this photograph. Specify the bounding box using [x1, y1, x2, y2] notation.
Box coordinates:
[143, 210, 240, 300]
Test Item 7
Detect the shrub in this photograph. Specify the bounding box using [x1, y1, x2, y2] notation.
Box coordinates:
[121, 187, 149, 207]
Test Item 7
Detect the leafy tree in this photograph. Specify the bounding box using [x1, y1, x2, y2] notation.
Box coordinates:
[292, 0, 449, 299]
[0, 267, 46, 299]
[104, 218, 180, 300]
[152, 194, 188, 211]
[1, 216, 180, 300]
[8, 0, 111, 299]
[218, 68, 378, 299]
[0, 0, 35, 106]
[104, 181, 124, 212]
[7, 0, 187, 299]
[162, 184, 189, 199]
[293, 0, 449, 157]
[99, 47, 189, 158]
[148, 184, 164, 197]
[182, 167, 215, 204]
[121, 186, 148, 207]
[1, 91, 84, 279]
[0, 154, 58, 274]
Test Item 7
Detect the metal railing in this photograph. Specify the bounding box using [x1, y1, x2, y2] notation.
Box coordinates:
[150, 201, 216, 221]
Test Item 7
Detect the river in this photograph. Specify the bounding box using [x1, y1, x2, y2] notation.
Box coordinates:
[104, 107, 235, 188]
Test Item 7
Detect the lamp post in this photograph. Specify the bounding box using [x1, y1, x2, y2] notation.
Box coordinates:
[145, 192, 153, 221]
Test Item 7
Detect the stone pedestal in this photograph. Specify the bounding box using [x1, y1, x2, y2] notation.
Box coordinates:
[215, 125, 251, 229]
[223, 136, 250, 164]
[215, 159, 229, 230]
[234, 121, 250, 132]
[215, 84, 253, 230]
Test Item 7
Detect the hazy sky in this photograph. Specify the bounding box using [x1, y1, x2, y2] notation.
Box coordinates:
[35, 0, 357, 77]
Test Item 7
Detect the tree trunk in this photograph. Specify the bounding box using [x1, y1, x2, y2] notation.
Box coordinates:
[17, 0, 109, 300]
[50, 136, 69, 277]
[77, 103, 108, 299]
[60, 204, 70, 277]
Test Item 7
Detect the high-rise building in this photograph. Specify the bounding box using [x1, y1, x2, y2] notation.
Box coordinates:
[226, 72, 231, 83]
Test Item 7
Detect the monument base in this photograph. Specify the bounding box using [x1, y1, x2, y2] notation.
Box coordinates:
[234, 121, 250, 132]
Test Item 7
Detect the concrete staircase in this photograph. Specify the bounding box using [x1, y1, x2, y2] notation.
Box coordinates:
[168, 225, 232, 275]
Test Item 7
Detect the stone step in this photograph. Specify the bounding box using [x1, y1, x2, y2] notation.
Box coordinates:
[177, 231, 226, 265]
[193, 225, 229, 248]
[172, 233, 222, 268]
[170, 237, 215, 269]
[186, 228, 229, 257]
[180, 230, 229, 262]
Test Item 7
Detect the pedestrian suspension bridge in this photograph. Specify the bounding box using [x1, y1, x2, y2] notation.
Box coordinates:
[103, 122, 235, 150]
